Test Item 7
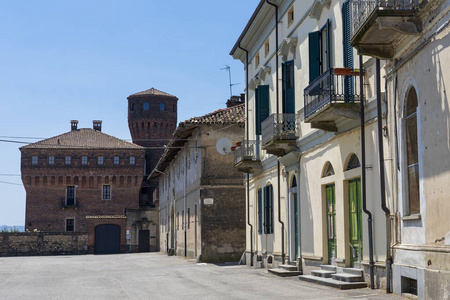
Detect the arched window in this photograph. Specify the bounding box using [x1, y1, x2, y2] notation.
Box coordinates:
[322, 162, 335, 178]
[345, 153, 360, 171]
[405, 87, 420, 215]
[291, 175, 297, 188]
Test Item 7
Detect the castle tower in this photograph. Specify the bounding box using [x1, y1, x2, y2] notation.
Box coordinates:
[127, 88, 178, 206]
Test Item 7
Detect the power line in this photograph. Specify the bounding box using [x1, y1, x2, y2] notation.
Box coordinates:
[0, 180, 22, 186]
[0, 174, 21, 176]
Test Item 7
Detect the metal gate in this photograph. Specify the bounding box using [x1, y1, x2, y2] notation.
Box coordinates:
[94, 224, 121, 254]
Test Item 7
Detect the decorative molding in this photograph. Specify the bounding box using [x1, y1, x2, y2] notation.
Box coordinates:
[249, 76, 262, 90]
[277, 37, 298, 60]
[309, 0, 331, 21]
[258, 66, 271, 81]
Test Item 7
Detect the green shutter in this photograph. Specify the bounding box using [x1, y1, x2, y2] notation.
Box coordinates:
[257, 85, 270, 136]
[309, 31, 320, 82]
[258, 188, 263, 234]
[282, 60, 295, 114]
[325, 19, 331, 71]
[342, 1, 354, 98]
[255, 87, 261, 135]
[269, 185, 274, 234]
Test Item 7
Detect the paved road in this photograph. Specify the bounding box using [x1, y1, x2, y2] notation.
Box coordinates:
[0, 253, 404, 300]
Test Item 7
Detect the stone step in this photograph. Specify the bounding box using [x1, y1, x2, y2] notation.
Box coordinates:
[279, 264, 298, 271]
[299, 275, 368, 290]
[320, 264, 337, 272]
[310, 269, 336, 278]
[342, 268, 364, 277]
[268, 268, 302, 277]
[332, 273, 364, 283]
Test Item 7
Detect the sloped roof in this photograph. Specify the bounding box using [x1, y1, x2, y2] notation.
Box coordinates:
[149, 103, 244, 178]
[20, 128, 143, 150]
[128, 87, 177, 98]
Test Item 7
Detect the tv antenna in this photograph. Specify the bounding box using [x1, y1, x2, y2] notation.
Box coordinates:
[221, 65, 240, 99]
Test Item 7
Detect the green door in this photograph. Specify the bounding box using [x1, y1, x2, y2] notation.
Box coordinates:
[294, 193, 299, 259]
[326, 184, 336, 264]
[349, 178, 362, 266]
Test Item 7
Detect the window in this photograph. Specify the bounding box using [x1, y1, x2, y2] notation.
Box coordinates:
[255, 52, 260, 69]
[130, 156, 135, 165]
[66, 186, 75, 206]
[255, 85, 270, 135]
[257, 188, 263, 234]
[48, 156, 55, 165]
[309, 20, 331, 82]
[65, 156, 71, 165]
[322, 161, 335, 177]
[66, 219, 74, 232]
[159, 103, 165, 111]
[346, 154, 360, 171]
[143, 103, 150, 110]
[405, 88, 420, 215]
[82, 156, 88, 165]
[264, 39, 270, 57]
[102, 185, 111, 200]
[32, 156, 38, 165]
[342, 1, 354, 97]
[263, 184, 274, 234]
[288, 6, 294, 26]
[114, 156, 120, 165]
[282, 60, 295, 113]
[130, 103, 135, 111]
[98, 156, 104, 165]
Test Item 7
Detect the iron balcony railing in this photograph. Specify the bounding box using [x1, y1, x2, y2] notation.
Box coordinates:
[233, 140, 261, 166]
[304, 68, 362, 120]
[261, 113, 298, 147]
[350, 0, 420, 38]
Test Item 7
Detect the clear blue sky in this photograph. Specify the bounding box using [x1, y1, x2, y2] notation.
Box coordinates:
[0, 0, 260, 226]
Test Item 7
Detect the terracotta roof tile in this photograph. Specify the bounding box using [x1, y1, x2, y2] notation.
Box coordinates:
[128, 87, 177, 98]
[20, 128, 143, 150]
[180, 103, 245, 125]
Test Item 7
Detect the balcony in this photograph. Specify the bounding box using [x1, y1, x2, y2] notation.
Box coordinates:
[350, 0, 422, 58]
[261, 113, 298, 156]
[304, 68, 362, 132]
[233, 140, 263, 173]
[62, 197, 78, 208]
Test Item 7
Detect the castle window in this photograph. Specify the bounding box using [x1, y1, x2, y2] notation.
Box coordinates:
[114, 156, 120, 165]
[159, 103, 165, 111]
[66, 219, 74, 232]
[32, 156, 38, 165]
[130, 156, 135, 165]
[98, 156, 104, 165]
[66, 186, 75, 206]
[144, 103, 150, 110]
[65, 156, 71, 165]
[82, 156, 88, 165]
[102, 185, 111, 200]
[130, 103, 135, 111]
[48, 156, 55, 165]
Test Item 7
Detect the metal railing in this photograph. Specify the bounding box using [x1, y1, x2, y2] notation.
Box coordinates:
[304, 68, 362, 119]
[261, 113, 298, 147]
[233, 140, 261, 165]
[62, 197, 78, 207]
[351, 0, 420, 37]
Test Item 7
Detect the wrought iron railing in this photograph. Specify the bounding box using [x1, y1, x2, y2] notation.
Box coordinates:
[261, 113, 298, 147]
[304, 68, 362, 120]
[350, 0, 420, 37]
[233, 140, 261, 165]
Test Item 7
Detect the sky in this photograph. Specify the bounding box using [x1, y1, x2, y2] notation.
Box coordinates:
[0, 0, 260, 226]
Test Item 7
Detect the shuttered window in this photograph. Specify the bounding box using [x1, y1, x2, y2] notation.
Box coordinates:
[342, 1, 354, 97]
[263, 184, 274, 234]
[255, 85, 270, 135]
[309, 20, 331, 83]
[282, 60, 295, 114]
[258, 188, 263, 234]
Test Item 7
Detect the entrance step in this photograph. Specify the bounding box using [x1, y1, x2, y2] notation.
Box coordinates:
[268, 265, 302, 277]
[342, 267, 364, 276]
[298, 275, 368, 290]
[320, 265, 337, 272]
[332, 273, 364, 282]
[310, 269, 335, 278]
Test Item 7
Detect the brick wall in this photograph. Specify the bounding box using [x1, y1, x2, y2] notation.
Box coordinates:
[0, 232, 87, 256]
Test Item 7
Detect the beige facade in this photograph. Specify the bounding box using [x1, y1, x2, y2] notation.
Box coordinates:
[231, 0, 450, 296]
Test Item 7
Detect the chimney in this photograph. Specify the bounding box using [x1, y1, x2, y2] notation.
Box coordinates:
[226, 95, 245, 108]
[93, 120, 102, 132]
[70, 120, 78, 131]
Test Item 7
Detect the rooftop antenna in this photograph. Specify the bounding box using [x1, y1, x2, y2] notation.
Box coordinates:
[221, 65, 240, 99]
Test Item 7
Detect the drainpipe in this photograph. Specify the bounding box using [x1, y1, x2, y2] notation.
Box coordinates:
[284, 170, 290, 262]
[360, 55, 374, 289]
[376, 58, 392, 293]
[296, 166, 302, 273]
[238, 43, 253, 266]
[184, 153, 187, 257]
[266, 0, 284, 266]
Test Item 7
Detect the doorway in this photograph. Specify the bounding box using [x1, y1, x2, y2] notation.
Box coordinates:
[348, 178, 362, 266]
[138, 230, 150, 252]
[94, 224, 121, 254]
[326, 184, 336, 264]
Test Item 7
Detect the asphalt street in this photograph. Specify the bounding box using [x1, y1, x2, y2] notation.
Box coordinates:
[0, 253, 404, 300]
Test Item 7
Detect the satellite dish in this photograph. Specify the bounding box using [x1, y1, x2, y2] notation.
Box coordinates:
[216, 137, 233, 155]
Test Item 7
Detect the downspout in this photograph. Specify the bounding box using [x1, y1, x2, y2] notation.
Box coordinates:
[360, 55, 374, 289]
[296, 166, 302, 273]
[376, 58, 392, 293]
[266, 0, 285, 266]
[238, 43, 253, 266]
[184, 152, 187, 257]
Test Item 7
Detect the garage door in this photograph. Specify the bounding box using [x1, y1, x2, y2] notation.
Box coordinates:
[94, 224, 121, 254]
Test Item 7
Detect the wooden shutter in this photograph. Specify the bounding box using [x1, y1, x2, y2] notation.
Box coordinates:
[309, 31, 320, 82]
[256, 85, 270, 135]
[342, 2, 354, 98]
[264, 184, 274, 234]
[283, 60, 295, 114]
[255, 87, 260, 135]
[258, 188, 263, 234]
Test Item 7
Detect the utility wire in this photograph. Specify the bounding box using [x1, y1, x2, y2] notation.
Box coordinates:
[0, 180, 22, 186]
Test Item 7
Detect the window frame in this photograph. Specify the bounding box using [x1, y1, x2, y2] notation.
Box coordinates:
[113, 156, 120, 165]
[143, 103, 150, 110]
[263, 184, 274, 234]
[81, 156, 88, 165]
[32, 156, 38, 165]
[102, 185, 111, 200]
[66, 186, 76, 206]
[98, 156, 104, 165]
[48, 156, 55, 165]
[65, 156, 71, 165]
[66, 218, 75, 232]
[308, 19, 331, 83]
[130, 156, 135, 165]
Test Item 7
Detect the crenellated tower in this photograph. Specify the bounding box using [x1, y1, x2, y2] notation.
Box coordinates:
[127, 88, 178, 206]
